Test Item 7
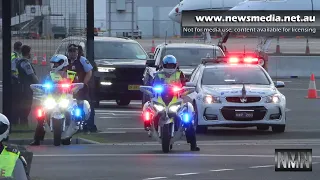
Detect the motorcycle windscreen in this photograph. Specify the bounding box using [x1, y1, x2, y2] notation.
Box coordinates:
[160, 86, 176, 106]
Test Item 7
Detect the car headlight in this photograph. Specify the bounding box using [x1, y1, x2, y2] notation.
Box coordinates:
[59, 98, 69, 108]
[169, 105, 180, 112]
[203, 95, 221, 104]
[266, 94, 281, 103]
[97, 67, 115, 72]
[44, 98, 56, 109]
[154, 104, 165, 111]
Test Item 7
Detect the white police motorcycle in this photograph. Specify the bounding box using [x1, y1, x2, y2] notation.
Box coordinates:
[140, 83, 195, 153]
[30, 81, 91, 146]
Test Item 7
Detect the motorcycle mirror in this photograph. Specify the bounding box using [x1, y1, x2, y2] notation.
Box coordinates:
[30, 84, 45, 94]
[139, 86, 153, 96]
[182, 87, 195, 95]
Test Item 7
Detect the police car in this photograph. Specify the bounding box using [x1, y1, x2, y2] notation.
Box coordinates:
[185, 56, 286, 133]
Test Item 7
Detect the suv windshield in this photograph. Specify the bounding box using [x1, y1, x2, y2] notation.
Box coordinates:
[94, 41, 147, 60]
[161, 47, 224, 66]
[202, 66, 270, 85]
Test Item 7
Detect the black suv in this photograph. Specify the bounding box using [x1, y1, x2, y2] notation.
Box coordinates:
[55, 36, 154, 107]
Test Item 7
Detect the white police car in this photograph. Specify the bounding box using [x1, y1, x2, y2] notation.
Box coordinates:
[185, 56, 286, 133]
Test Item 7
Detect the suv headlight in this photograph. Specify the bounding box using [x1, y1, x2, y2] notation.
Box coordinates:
[44, 98, 56, 109]
[154, 104, 165, 111]
[265, 94, 281, 103]
[169, 105, 180, 112]
[97, 67, 115, 72]
[203, 95, 221, 104]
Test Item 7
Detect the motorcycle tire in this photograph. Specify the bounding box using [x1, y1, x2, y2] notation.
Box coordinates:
[53, 119, 62, 146]
[61, 138, 71, 145]
[161, 124, 171, 153]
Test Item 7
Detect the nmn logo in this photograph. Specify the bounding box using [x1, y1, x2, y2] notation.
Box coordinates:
[275, 149, 312, 171]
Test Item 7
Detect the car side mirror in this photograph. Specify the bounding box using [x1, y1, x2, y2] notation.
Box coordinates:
[185, 82, 196, 87]
[274, 81, 285, 88]
[148, 52, 154, 59]
[146, 59, 155, 67]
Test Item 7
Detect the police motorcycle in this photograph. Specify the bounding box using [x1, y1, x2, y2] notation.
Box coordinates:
[140, 83, 195, 153]
[30, 80, 91, 146]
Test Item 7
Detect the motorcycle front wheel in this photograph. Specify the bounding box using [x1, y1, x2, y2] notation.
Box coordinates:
[161, 124, 171, 153]
[53, 119, 62, 146]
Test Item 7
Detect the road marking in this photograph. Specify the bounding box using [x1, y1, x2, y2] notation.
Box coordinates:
[107, 128, 144, 130]
[175, 172, 199, 176]
[95, 110, 141, 113]
[98, 131, 126, 134]
[96, 112, 116, 115]
[97, 113, 139, 116]
[210, 169, 234, 172]
[281, 88, 320, 91]
[99, 117, 133, 119]
[33, 154, 294, 157]
[249, 165, 273, 169]
[143, 177, 167, 180]
[285, 108, 291, 112]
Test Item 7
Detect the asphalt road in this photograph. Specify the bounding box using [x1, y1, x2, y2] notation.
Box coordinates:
[15, 78, 320, 179]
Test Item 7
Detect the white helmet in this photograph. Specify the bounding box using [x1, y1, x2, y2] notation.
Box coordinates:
[50, 54, 69, 73]
[0, 113, 10, 142]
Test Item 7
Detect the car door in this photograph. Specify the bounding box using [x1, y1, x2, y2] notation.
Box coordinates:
[186, 66, 201, 102]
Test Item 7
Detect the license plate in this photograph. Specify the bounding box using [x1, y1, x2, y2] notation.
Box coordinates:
[235, 112, 253, 118]
[128, 85, 140, 90]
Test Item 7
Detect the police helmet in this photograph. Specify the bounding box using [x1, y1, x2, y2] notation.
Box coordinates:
[50, 54, 69, 73]
[0, 113, 10, 142]
[162, 55, 177, 69]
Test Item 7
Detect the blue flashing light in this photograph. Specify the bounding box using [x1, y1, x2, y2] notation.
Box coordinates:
[153, 85, 163, 93]
[75, 108, 81, 117]
[183, 113, 190, 123]
[44, 82, 52, 89]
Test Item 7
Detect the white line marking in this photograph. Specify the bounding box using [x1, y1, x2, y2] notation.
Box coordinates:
[285, 108, 291, 112]
[249, 165, 273, 169]
[99, 117, 133, 119]
[175, 172, 199, 176]
[96, 112, 116, 115]
[143, 177, 167, 180]
[107, 128, 143, 130]
[312, 162, 320, 165]
[96, 113, 139, 116]
[98, 131, 126, 134]
[32, 154, 313, 157]
[95, 110, 141, 113]
[210, 169, 234, 172]
[281, 88, 320, 91]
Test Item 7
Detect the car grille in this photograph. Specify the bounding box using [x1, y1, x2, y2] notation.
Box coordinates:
[225, 97, 261, 103]
[221, 106, 267, 121]
[114, 67, 145, 82]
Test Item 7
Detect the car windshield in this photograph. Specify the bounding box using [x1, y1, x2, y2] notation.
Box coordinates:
[161, 47, 224, 66]
[202, 66, 271, 85]
[94, 41, 148, 60]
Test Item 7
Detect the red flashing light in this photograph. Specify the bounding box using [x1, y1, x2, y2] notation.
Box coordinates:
[144, 111, 151, 121]
[229, 57, 239, 64]
[244, 57, 258, 63]
[172, 86, 181, 92]
[37, 108, 45, 119]
[61, 84, 70, 88]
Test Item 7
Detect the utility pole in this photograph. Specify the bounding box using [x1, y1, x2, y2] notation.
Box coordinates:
[131, 0, 134, 38]
[108, 0, 111, 37]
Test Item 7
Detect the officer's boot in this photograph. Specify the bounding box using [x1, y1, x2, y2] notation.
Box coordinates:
[29, 140, 40, 146]
[185, 127, 200, 151]
[30, 122, 45, 146]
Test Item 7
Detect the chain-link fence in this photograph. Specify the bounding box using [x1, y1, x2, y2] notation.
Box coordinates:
[10, 0, 87, 80]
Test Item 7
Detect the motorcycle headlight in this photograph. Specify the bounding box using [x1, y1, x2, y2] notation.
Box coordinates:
[154, 104, 165, 111]
[44, 98, 56, 109]
[266, 94, 281, 103]
[97, 67, 115, 72]
[59, 98, 69, 108]
[169, 105, 180, 112]
[203, 95, 221, 104]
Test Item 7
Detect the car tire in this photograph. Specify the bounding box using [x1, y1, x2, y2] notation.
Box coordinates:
[257, 125, 269, 131]
[116, 99, 131, 106]
[272, 125, 285, 133]
[193, 101, 208, 134]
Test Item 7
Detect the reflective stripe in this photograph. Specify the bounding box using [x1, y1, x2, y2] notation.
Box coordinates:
[156, 71, 182, 86]
[0, 147, 20, 177]
[67, 70, 76, 82]
[50, 71, 77, 82]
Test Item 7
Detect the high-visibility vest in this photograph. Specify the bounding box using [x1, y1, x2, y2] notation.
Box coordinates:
[0, 146, 20, 178]
[50, 70, 77, 82]
[155, 71, 182, 86]
[11, 52, 21, 77]
[11, 52, 20, 61]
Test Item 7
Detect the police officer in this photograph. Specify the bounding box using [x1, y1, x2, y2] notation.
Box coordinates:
[11, 42, 23, 125]
[0, 113, 29, 180]
[67, 44, 97, 133]
[16, 45, 39, 126]
[30, 54, 77, 146]
[149, 55, 200, 151]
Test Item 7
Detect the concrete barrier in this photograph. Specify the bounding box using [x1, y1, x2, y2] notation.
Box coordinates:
[268, 56, 320, 78]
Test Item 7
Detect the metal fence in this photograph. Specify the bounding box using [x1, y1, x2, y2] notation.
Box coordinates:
[9, 0, 87, 79]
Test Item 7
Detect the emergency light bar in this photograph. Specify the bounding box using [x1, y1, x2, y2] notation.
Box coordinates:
[201, 56, 261, 65]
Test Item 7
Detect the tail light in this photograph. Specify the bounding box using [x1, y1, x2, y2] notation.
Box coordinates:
[144, 111, 151, 121]
[172, 86, 181, 93]
[244, 57, 258, 64]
